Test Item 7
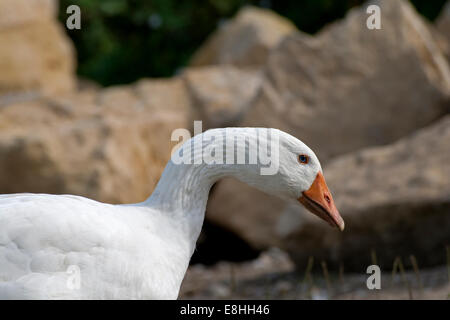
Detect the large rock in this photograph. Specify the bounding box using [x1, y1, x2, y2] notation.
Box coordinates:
[0, 63, 268, 204]
[207, 0, 450, 249]
[190, 6, 297, 68]
[278, 116, 450, 270]
[182, 66, 262, 129]
[0, 0, 76, 96]
[0, 78, 191, 204]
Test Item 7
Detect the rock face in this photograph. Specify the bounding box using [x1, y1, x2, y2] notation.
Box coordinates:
[0, 0, 58, 29]
[0, 0, 75, 96]
[0, 62, 267, 205]
[245, 0, 450, 161]
[278, 116, 450, 270]
[206, 0, 450, 249]
[0, 78, 191, 204]
[182, 66, 262, 129]
[190, 6, 297, 67]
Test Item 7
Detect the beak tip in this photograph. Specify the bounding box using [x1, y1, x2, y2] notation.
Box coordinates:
[338, 220, 345, 232]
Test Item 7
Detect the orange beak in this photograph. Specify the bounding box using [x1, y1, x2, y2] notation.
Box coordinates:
[298, 172, 345, 231]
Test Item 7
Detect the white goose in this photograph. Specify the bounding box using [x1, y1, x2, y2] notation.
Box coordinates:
[0, 128, 344, 299]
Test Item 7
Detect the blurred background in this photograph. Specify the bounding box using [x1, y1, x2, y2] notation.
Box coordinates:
[0, 0, 449, 299]
[58, 0, 446, 86]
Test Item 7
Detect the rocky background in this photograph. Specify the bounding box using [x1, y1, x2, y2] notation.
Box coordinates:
[0, 0, 449, 299]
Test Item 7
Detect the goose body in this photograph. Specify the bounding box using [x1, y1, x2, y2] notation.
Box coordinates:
[0, 194, 191, 299]
[0, 128, 343, 299]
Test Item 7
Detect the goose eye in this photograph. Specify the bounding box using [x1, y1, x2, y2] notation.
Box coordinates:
[298, 154, 309, 164]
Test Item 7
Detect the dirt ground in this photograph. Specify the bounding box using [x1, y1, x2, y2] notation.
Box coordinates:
[180, 248, 450, 300]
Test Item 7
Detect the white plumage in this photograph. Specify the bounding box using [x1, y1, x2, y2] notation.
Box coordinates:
[0, 128, 341, 299]
[0, 193, 191, 299]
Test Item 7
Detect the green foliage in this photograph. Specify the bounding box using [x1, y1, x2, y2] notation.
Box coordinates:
[59, 0, 252, 85]
[58, 0, 447, 86]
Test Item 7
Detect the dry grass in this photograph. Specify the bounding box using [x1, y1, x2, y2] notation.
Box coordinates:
[181, 248, 450, 300]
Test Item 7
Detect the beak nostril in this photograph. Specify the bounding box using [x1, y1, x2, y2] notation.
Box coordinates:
[324, 194, 331, 204]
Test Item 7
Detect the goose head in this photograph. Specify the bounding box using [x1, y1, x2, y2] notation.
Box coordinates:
[234, 129, 344, 231]
[282, 133, 344, 231]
